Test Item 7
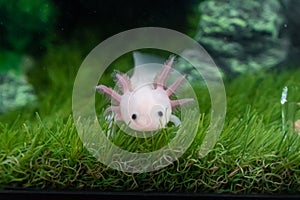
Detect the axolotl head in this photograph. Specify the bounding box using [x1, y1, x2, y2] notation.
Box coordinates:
[120, 86, 172, 131]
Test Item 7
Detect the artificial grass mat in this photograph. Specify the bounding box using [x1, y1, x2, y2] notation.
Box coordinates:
[0, 45, 300, 194]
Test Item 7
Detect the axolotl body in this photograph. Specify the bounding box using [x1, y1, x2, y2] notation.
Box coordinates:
[96, 53, 193, 132]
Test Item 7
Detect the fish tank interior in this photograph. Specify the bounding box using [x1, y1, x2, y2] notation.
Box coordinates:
[1, 0, 300, 199]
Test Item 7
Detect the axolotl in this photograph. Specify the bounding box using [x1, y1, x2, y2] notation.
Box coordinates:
[96, 52, 193, 132]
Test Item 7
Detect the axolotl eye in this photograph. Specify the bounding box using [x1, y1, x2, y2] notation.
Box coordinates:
[158, 111, 163, 117]
[131, 114, 137, 120]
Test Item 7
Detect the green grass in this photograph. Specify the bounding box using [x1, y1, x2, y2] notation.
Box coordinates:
[1, 43, 300, 194]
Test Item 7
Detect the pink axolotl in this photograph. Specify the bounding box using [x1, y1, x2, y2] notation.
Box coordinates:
[96, 52, 193, 132]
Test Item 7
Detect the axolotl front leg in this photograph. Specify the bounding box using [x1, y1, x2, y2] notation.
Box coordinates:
[96, 56, 194, 132]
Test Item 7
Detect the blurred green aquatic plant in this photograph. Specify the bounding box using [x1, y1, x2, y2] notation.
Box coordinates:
[0, 0, 56, 53]
[0, 0, 56, 113]
[0, 0, 56, 75]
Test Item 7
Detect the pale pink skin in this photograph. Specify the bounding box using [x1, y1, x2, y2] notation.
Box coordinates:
[96, 56, 193, 131]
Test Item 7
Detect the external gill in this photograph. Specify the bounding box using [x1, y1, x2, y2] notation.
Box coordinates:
[96, 73, 131, 121]
[154, 56, 194, 108]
